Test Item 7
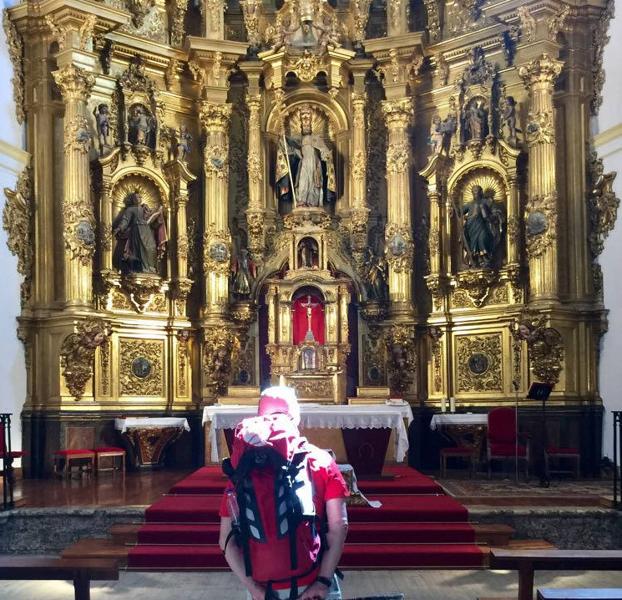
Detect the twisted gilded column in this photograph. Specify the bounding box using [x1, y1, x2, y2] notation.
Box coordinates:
[200, 101, 233, 319]
[53, 64, 96, 306]
[519, 53, 563, 303]
[246, 93, 264, 257]
[382, 97, 415, 318]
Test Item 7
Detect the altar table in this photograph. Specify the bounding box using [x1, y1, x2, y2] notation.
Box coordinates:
[114, 417, 190, 469]
[429, 413, 488, 430]
[430, 413, 488, 463]
[202, 404, 413, 476]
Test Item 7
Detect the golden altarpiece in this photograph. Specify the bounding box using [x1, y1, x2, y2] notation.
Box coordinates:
[2, 0, 619, 474]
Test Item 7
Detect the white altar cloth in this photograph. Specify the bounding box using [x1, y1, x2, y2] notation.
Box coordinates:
[429, 413, 488, 430]
[114, 417, 191, 434]
[203, 404, 413, 463]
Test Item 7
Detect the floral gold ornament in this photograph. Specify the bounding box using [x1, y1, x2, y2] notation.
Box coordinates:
[120, 338, 164, 396]
[60, 320, 111, 400]
[2, 10, 24, 124]
[456, 334, 503, 393]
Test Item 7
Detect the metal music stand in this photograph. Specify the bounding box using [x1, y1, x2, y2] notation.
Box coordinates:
[527, 382, 554, 487]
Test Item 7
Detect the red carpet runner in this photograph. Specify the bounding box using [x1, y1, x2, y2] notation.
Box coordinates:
[127, 465, 485, 570]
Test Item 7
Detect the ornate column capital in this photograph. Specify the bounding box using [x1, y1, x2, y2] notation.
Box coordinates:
[381, 97, 414, 128]
[52, 64, 95, 102]
[199, 100, 232, 133]
[518, 53, 564, 88]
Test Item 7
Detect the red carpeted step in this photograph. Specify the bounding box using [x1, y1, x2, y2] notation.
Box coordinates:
[347, 495, 468, 523]
[127, 545, 227, 569]
[145, 493, 468, 524]
[137, 523, 220, 545]
[341, 543, 486, 569]
[127, 542, 485, 570]
[145, 495, 222, 523]
[346, 522, 475, 544]
[134, 521, 475, 546]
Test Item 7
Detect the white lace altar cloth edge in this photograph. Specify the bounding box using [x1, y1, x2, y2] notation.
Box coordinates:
[203, 404, 413, 463]
[114, 417, 191, 434]
[429, 413, 488, 430]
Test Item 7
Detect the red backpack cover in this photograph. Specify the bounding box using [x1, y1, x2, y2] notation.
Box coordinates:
[223, 413, 322, 584]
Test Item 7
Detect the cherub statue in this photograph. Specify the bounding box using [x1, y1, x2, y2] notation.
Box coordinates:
[177, 125, 192, 162]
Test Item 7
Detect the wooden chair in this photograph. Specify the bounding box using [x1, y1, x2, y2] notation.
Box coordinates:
[440, 445, 476, 477]
[486, 407, 530, 479]
[545, 446, 580, 479]
[53, 427, 96, 478]
[0, 414, 26, 509]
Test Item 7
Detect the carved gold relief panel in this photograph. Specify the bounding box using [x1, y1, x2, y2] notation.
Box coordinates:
[455, 333, 503, 393]
[119, 338, 165, 396]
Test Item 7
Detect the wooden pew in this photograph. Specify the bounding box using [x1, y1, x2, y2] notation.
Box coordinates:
[489, 549, 622, 600]
[0, 556, 119, 600]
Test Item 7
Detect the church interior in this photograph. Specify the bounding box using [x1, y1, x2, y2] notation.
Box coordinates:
[1, 0, 622, 597]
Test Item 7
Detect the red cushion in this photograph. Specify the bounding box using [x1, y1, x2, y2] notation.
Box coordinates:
[54, 449, 95, 456]
[490, 442, 527, 457]
[488, 408, 517, 444]
[94, 447, 125, 453]
[441, 446, 475, 455]
[546, 446, 579, 455]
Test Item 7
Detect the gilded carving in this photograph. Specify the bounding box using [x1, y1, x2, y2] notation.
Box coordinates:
[241, 0, 261, 48]
[386, 325, 417, 394]
[203, 226, 231, 275]
[513, 316, 564, 385]
[587, 150, 620, 258]
[3, 10, 24, 124]
[61, 320, 112, 400]
[424, 0, 442, 42]
[203, 327, 239, 395]
[428, 326, 443, 393]
[351, 0, 371, 44]
[518, 54, 564, 88]
[385, 223, 414, 274]
[525, 110, 554, 147]
[3, 166, 33, 304]
[525, 193, 557, 258]
[381, 98, 414, 128]
[516, 6, 536, 43]
[64, 115, 92, 154]
[99, 338, 111, 396]
[591, 0, 615, 115]
[291, 378, 333, 399]
[119, 338, 164, 396]
[386, 141, 410, 174]
[548, 3, 570, 41]
[170, 0, 187, 47]
[456, 334, 503, 393]
[177, 330, 190, 397]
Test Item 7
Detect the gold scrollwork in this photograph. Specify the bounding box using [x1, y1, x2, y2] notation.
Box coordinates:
[203, 226, 231, 275]
[3, 166, 33, 304]
[386, 325, 417, 394]
[3, 10, 24, 124]
[385, 223, 414, 274]
[587, 150, 620, 257]
[119, 338, 164, 396]
[61, 319, 112, 400]
[456, 334, 503, 393]
[525, 193, 557, 258]
[525, 110, 554, 146]
[386, 141, 410, 174]
[203, 326, 239, 395]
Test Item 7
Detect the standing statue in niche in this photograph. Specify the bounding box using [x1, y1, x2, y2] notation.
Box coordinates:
[94, 104, 111, 154]
[466, 99, 488, 141]
[298, 237, 319, 269]
[231, 248, 256, 297]
[113, 192, 167, 274]
[128, 105, 155, 147]
[177, 125, 192, 161]
[461, 185, 504, 268]
[276, 105, 337, 208]
[364, 248, 388, 302]
[500, 96, 518, 146]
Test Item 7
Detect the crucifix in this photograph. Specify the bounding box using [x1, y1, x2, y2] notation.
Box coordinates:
[300, 294, 320, 342]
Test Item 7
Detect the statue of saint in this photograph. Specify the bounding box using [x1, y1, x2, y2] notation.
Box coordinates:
[231, 248, 255, 297]
[276, 106, 336, 209]
[466, 100, 488, 141]
[94, 104, 110, 154]
[364, 248, 388, 302]
[128, 105, 155, 147]
[501, 96, 518, 145]
[461, 185, 504, 268]
[113, 192, 167, 274]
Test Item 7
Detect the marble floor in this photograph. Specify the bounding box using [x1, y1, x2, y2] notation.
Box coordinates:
[3, 569, 622, 600]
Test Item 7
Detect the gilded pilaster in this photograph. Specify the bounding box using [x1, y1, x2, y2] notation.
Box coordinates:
[53, 63, 96, 306]
[519, 53, 564, 303]
[200, 100, 233, 319]
[382, 97, 415, 318]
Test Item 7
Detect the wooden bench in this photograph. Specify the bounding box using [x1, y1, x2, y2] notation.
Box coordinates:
[0, 556, 119, 600]
[538, 590, 622, 599]
[489, 549, 622, 600]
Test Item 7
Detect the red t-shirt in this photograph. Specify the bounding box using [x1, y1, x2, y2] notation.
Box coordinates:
[219, 444, 348, 589]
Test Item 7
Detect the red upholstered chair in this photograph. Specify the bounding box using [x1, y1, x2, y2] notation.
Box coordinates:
[486, 407, 530, 479]
[545, 446, 580, 479]
[53, 426, 95, 478]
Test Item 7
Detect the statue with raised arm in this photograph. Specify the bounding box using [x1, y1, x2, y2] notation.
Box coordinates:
[276, 105, 336, 208]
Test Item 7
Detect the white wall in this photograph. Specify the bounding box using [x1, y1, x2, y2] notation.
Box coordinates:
[0, 0, 28, 459]
[596, 10, 622, 459]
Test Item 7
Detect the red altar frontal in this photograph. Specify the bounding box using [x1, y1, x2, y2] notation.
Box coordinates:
[202, 404, 413, 477]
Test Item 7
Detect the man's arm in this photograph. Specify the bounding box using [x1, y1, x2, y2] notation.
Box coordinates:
[299, 497, 348, 600]
[219, 517, 266, 600]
